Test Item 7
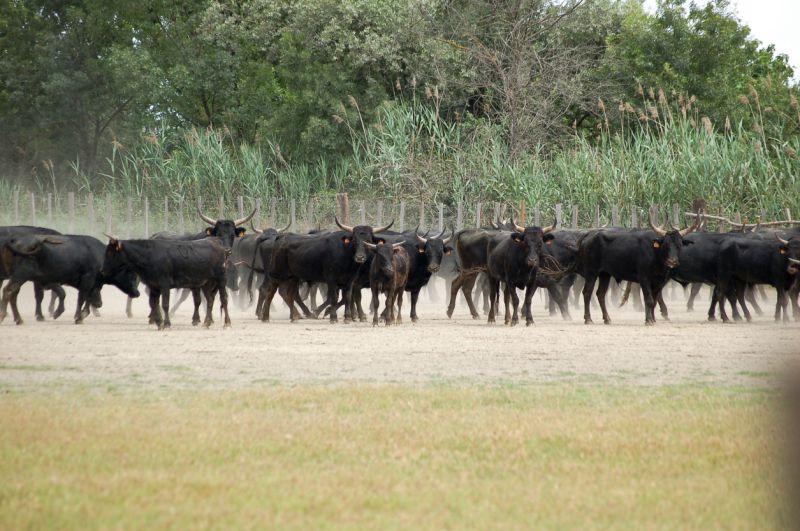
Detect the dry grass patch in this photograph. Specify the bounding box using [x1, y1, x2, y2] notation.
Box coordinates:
[0, 385, 785, 529]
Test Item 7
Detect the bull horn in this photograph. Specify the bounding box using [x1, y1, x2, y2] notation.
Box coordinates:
[364, 241, 378, 250]
[649, 211, 667, 237]
[442, 231, 453, 245]
[776, 233, 790, 245]
[416, 231, 427, 243]
[196, 205, 217, 226]
[489, 219, 499, 229]
[679, 213, 702, 237]
[250, 221, 263, 234]
[374, 220, 394, 233]
[335, 216, 354, 233]
[103, 233, 120, 242]
[542, 217, 557, 234]
[234, 207, 256, 227]
[510, 217, 524, 233]
[278, 220, 292, 233]
[789, 258, 800, 266]
[392, 242, 405, 249]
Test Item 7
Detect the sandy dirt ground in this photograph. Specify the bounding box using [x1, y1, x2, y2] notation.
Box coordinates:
[0, 278, 797, 390]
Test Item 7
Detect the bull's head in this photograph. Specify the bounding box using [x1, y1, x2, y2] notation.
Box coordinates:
[364, 239, 405, 276]
[197, 206, 256, 249]
[415, 228, 453, 273]
[649, 213, 702, 269]
[777, 234, 800, 275]
[251, 220, 292, 237]
[335, 217, 394, 264]
[509, 218, 556, 268]
[101, 234, 140, 298]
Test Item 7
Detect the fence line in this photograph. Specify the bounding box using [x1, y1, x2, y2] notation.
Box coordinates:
[2, 191, 796, 239]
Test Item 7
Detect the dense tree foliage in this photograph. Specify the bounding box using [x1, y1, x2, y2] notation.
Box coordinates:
[0, 0, 796, 192]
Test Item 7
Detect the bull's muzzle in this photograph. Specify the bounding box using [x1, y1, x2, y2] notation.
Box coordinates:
[526, 258, 538, 267]
[355, 254, 367, 264]
[665, 258, 679, 269]
[428, 265, 440, 273]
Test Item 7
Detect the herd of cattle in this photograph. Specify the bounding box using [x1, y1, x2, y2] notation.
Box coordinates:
[0, 205, 799, 330]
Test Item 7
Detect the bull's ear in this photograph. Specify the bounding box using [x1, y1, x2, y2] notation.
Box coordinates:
[444, 246, 453, 256]
[779, 245, 788, 255]
[682, 239, 694, 246]
[393, 247, 402, 254]
[342, 235, 351, 245]
[235, 227, 246, 237]
[376, 238, 386, 246]
[652, 239, 662, 249]
[511, 233, 523, 243]
[417, 244, 426, 254]
[543, 233, 555, 244]
[205, 227, 214, 236]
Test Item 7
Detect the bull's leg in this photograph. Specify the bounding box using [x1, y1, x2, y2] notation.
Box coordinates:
[446, 274, 463, 318]
[745, 285, 764, 316]
[571, 276, 583, 309]
[395, 290, 404, 324]
[523, 284, 536, 326]
[160, 290, 172, 329]
[547, 284, 570, 320]
[716, 283, 732, 323]
[707, 286, 719, 321]
[410, 289, 421, 322]
[502, 284, 511, 325]
[509, 285, 520, 326]
[371, 287, 381, 326]
[326, 283, 340, 323]
[169, 288, 190, 317]
[734, 283, 752, 322]
[775, 287, 788, 323]
[595, 274, 612, 325]
[1, 280, 24, 325]
[73, 288, 88, 325]
[219, 284, 232, 328]
[149, 290, 163, 329]
[34, 283, 45, 321]
[191, 289, 202, 326]
[462, 274, 481, 319]
[639, 281, 657, 326]
[790, 280, 800, 321]
[384, 288, 395, 326]
[48, 285, 66, 319]
[657, 292, 669, 321]
[582, 275, 597, 324]
[260, 279, 280, 322]
[353, 288, 367, 322]
[202, 286, 216, 328]
[487, 279, 499, 324]
[687, 282, 702, 312]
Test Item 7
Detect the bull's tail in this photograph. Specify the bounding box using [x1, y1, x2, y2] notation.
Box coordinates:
[619, 281, 633, 307]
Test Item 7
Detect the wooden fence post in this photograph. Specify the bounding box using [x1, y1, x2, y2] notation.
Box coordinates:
[68, 192, 75, 233]
[456, 202, 463, 231]
[254, 198, 262, 229]
[475, 202, 482, 228]
[571, 205, 579, 229]
[290, 199, 297, 228]
[611, 205, 619, 227]
[336, 193, 349, 225]
[630, 207, 638, 229]
[438, 203, 444, 231]
[47, 193, 53, 226]
[399, 201, 406, 232]
[105, 193, 113, 234]
[534, 204, 541, 226]
[672, 203, 680, 227]
[493, 202, 501, 223]
[418, 203, 425, 229]
[376, 200, 384, 226]
[554, 203, 563, 229]
[359, 200, 366, 225]
[87, 193, 95, 232]
[126, 197, 133, 238]
[13, 189, 19, 224]
[270, 198, 277, 227]
[144, 197, 150, 237]
[593, 205, 600, 227]
[30, 192, 36, 225]
[519, 201, 526, 225]
[216, 196, 223, 218]
[237, 195, 244, 220]
[305, 198, 314, 231]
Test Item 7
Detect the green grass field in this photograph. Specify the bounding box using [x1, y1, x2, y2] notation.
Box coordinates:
[0, 385, 786, 529]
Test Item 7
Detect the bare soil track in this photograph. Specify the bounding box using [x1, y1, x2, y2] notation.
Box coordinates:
[0, 280, 796, 390]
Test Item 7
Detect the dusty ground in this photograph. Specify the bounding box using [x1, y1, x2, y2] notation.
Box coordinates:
[0, 279, 796, 390]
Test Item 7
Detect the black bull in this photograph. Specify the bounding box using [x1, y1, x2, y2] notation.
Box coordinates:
[102, 237, 231, 330]
[260, 218, 394, 323]
[0, 234, 140, 325]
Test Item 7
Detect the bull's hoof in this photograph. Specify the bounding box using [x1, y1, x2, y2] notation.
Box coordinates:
[373, 320, 379, 327]
[686, 306, 694, 312]
[192, 320, 200, 326]
[471, 314, 480, 320]
[92, 309, 101, 317]
[329, 318, 338, 324]
[224, 322, 231, 329]
[733, 314, 742, 322]
[660, 316, 670, 322]
[343, 318, 352, 324]
[644, 320, 655, 326]
[510, 318, 518, 326]
[707, 315, 716, 322]
[411, 317, 419, 323]
[15, 318, 24, 325]
[446, 309, 454, 319]
[0, 313, 6, 323]
[526, 319, 534, 326]
[396, 317, 402, 324]
[487, 318, 495, 324]
[74, 318, 83, 325]
[36, 315, 45, 322]
[584, 318, 593, 325]
[604, 318, 612, 325]
[126, 312, 134, 319]
[202, 321, 211, 329]
[359, 316, 367, 323]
